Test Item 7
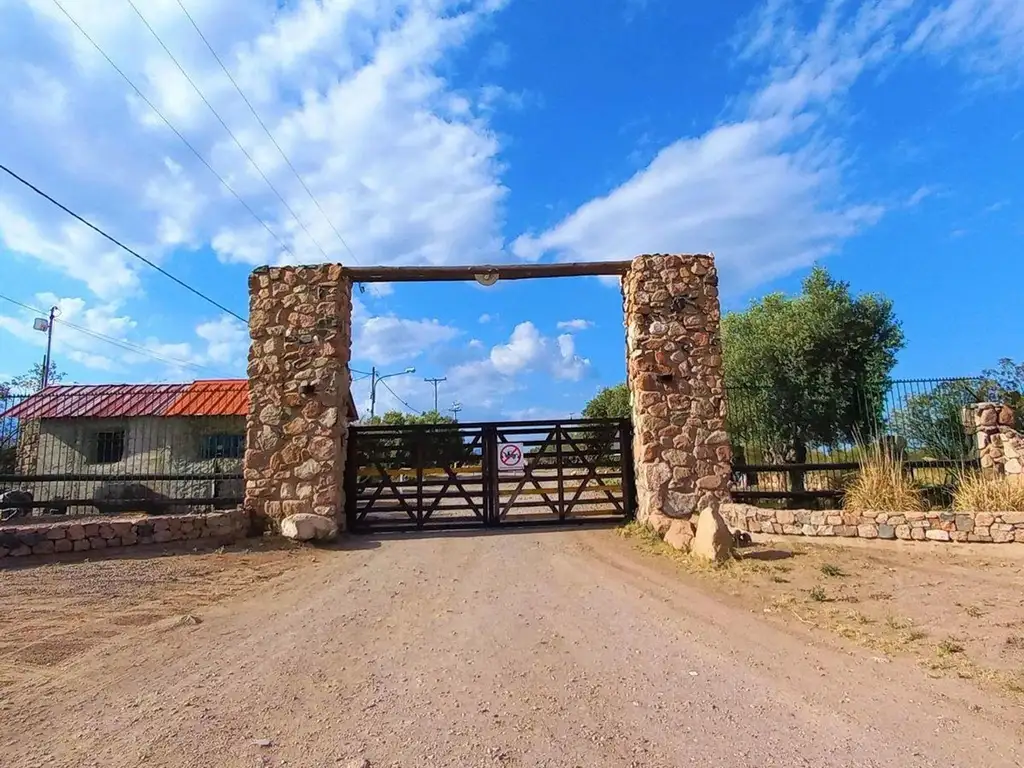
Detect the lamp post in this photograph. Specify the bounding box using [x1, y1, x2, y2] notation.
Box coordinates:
[369, 366, 416, 419]
[32, 306, 58, 390]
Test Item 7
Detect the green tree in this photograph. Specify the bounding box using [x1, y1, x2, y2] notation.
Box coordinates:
[361, 409, 467, 467]
[582, 383, 630, 420]
[892, 380, 986, 460]
[723, 266, 904, 500]
[7, 361, 66, 392]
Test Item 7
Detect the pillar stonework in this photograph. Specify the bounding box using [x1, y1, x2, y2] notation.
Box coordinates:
[623, 254, 731, 526]
[245, 264, 352, 529]
[967, 403, 1024, 478]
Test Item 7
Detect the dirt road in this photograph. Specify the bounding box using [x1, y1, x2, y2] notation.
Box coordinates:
[3, 530, 1023, 767]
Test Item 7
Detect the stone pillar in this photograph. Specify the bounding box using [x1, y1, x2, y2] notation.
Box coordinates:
[967, 402, 1023, 478]
[245, 264, 353, 529]
[623, 254, 731, 528]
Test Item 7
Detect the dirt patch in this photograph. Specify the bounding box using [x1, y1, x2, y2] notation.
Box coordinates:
[0, 538, 315, 690]
[620, 522, 1024, 699]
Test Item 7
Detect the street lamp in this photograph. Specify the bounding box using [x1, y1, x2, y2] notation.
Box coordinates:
[369, 366, 416, 418]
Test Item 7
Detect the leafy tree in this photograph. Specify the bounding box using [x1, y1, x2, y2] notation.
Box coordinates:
[892, 380, 986, 460]
[7, 361, 66, 392]
[361, 409, 468, 467]
[582, 383, 630, 420]
[723, 266, 904, 500]
[982, 358, 1024, 428]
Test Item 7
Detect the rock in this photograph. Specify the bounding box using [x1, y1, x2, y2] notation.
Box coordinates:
[689, 506, 733, 563]
[645, 512, 673, 537]
[955, 515, 974, 532]
[857, 524, 878, 539]
[280, 513, 338, 542]
[663, 519, 695, 551]
[876, 524, 895, 540]
[925, 529, 951, 541]
[345, 759, 370, 768]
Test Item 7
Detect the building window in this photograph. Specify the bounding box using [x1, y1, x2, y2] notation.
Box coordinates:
[200, 434, 245, 459]
[90, 430, 126, 464]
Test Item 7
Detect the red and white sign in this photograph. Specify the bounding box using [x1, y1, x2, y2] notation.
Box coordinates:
[498, 442, 525, 473]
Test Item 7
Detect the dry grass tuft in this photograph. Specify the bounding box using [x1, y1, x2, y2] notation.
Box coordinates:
[952, 471, 1024, 513]
[843, 439, 925, 513]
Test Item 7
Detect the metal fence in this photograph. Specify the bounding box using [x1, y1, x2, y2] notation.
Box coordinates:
[726, 378, 990, 506]
[1, 383, 246, 522]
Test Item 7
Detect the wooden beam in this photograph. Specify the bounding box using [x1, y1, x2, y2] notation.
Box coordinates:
[341, 261, 633, 283]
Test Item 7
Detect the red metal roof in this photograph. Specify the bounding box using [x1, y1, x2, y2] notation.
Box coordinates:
[1, 383, 188, 420]
[165, 379, 248, 417]
[2, 379, 359, 421]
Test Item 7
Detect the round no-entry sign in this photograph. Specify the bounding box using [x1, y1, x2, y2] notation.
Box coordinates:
[498, 443, 525, 472]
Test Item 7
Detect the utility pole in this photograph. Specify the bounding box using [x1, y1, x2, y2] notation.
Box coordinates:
[33, 306, 58, 390]
[424, 376, 446, 413]
[369, 365, 416, 419]
[448, 401, 463, 421]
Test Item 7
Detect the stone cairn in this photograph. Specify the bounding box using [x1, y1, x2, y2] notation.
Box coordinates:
[967, 402, 1024, 479]
[622, 254, 733, 560]
[245, 265, 352, 539]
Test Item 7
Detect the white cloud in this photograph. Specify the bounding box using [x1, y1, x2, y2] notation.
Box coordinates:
[556, 318, 593, 331]
[906, 0, 1024, 83]
[489, 322, 589, 381]
[0, 0, 511, 307]
[513, 0, 1024, 294]
[478, 313, 493, 323]
[354, 314, 461, 364]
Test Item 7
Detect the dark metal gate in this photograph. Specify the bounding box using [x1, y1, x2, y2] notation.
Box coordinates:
[344, 418, 635, 532]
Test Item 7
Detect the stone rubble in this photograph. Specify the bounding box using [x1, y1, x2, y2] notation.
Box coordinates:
[280, 512, 339, 542]
[689, 506, 735, 563]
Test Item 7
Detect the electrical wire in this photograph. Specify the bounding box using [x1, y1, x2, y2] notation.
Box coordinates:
[49, 0, 299, 267]
[378, 378, 423, 415]
[0, 164, 247, 324]
[172, 0, 365, 270]
[125, 0, 334, 264]
[0, 293, 228, 374]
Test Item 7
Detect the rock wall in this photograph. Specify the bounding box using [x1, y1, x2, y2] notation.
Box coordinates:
[622, 254, 731, 528]
[15, 418, 40, 474]
[967, 402, 1024, 478]
[723, 503, 1024, 543]
[0, 508, 252, 560]
[245, 265, 352, 529]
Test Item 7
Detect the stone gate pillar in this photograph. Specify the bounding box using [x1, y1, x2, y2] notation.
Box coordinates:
[245, 264, 353, 530]
[623, 254, 731, 528]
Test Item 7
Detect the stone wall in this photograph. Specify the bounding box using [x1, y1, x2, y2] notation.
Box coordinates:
[723, 503, 1024, 543]
[622, 254, 731, 530]
[245, 265, 353, 530]
[967, 402, 1024, 478]
[0, 508, 252, 560]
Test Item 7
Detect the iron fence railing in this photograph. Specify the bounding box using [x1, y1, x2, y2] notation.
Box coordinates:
[1, 384, 245, 522]
[725, 378, 991, 506]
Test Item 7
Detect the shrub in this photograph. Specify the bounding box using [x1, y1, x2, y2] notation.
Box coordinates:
[843, 438, 925, 512]
[953, 472, 1024, 512]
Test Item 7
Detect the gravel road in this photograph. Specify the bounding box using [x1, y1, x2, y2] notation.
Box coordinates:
[4, 529, 1023, 767]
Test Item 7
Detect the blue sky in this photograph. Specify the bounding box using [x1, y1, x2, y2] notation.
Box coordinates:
[0, 0, 1021, 420]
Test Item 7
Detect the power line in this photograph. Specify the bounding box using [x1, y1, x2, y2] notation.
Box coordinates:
[125, 0, 334, 264]
[0, 163, 247, 324]
[172, 0, 366, 270]
[379, 379, 423, 415]
[0, 293, 226, 373]
[49, 0, 299, 266]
